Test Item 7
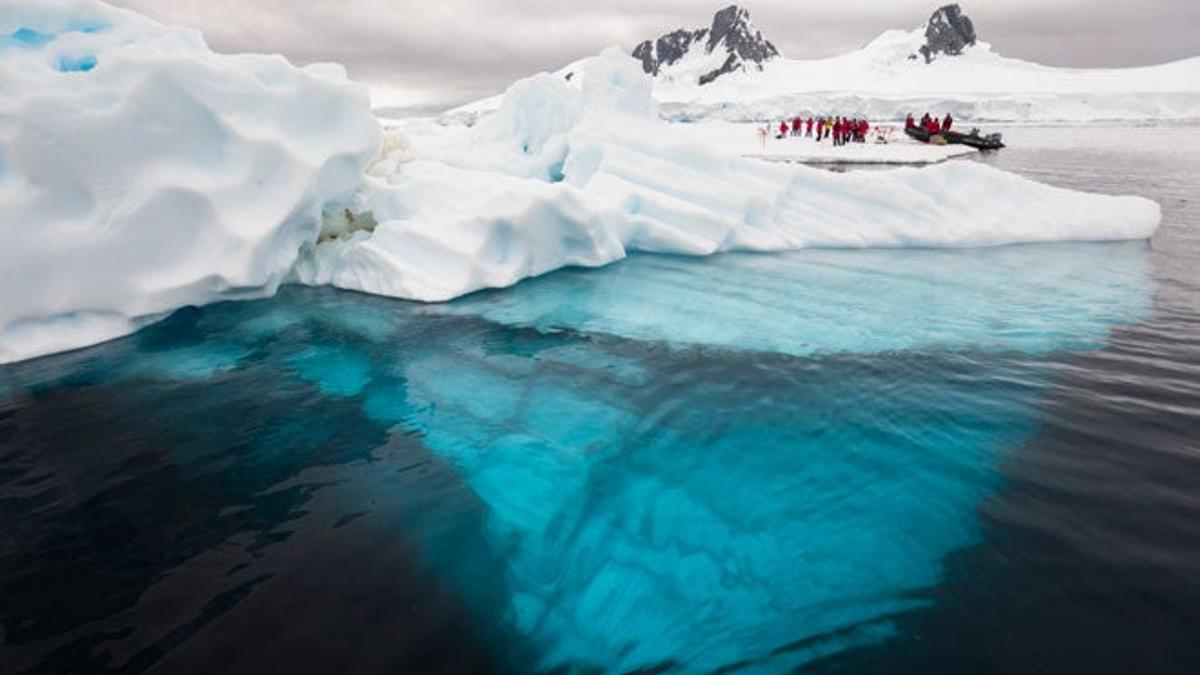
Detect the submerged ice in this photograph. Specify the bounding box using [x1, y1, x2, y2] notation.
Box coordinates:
[383, 242, 1153, 671]
[445, 242, 1154, 357]
[393, 340, 1027, 672]
[1, 235, 1154, 672]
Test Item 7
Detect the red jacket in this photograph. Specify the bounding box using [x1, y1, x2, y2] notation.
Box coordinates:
[779, 122, 789, 135]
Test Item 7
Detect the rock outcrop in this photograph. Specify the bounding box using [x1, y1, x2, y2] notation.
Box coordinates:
[633, 28, 708, 76]
[632, 5, 779, 85]
[919, 4, 977, 63]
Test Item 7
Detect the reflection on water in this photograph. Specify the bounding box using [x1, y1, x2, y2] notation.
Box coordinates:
[0, 235, 1158, 673]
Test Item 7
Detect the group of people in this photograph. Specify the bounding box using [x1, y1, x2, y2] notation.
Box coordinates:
[755, 111, 958, 147]
[906, 112, 954, 135]
[768, 116, 872, 146]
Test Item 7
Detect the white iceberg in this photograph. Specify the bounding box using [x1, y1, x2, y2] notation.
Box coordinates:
[0, 0, 381, 363]
[0, 6, 1163, 365]
[298, 49, 1160, 304]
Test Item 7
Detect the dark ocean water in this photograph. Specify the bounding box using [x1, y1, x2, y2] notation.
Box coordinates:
[1, 125, 1198, 674]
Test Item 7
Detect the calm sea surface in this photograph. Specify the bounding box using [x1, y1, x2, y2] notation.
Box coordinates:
[1, 124, 1198, 674]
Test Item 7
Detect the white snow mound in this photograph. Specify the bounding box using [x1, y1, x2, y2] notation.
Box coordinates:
[297, 49, 1160, 302]
[0, 0, 381, 363]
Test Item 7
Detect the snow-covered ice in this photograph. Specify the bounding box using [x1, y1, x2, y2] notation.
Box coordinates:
[0, 5, 1165, 364]
[0, 0, 381, 364]
[298, 50, 1159, 304]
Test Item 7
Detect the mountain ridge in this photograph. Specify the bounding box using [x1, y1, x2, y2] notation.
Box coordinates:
[632, 5, 780, 86]
[438, 4, 1200, 124]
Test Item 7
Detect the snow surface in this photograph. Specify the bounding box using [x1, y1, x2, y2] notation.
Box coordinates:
[0, 6, 1164, 364]
[447, 27, 1200, 124]
[298, 49, 1159, 304]
[0, 0, 381, 364]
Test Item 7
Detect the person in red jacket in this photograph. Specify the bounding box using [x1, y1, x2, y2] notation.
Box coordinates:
[943, 113, 953, 131]
[779, 120, 789, 138]
[928, 117, 941, 134]
[792, 117, 802, 136]
[806, 117, 814, 137]
[833, 118, 843, 146]
[906, 113, 915, 129]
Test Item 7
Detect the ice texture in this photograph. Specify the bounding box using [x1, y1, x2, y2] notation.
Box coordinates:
[0, 9, 1164, 365]
[443, 242, 1154, 357]
[0, 0, 381, 363]
[298, 49, 1159, 304]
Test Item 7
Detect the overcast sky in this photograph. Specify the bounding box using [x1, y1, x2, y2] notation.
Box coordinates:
[110, 0, 1200, 110]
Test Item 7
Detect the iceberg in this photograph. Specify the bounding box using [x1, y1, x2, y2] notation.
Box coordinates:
[0, 0, 381, 363]
[298, 49, 1159, 304]
[0, 6, 1162, 364]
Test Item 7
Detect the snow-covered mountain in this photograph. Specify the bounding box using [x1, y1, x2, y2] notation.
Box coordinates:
[631, 5, 779, 86]
[445, 4, 1200, 123]
[653, 3, 1200, 122]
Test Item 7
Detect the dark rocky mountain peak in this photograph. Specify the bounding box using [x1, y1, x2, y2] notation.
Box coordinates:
[632, 28, 708, 77]
[919, 4, 977, 63]
[632, 5, 780, 86]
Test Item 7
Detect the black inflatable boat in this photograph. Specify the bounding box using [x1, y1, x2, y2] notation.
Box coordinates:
[905, 126, 1005, 150]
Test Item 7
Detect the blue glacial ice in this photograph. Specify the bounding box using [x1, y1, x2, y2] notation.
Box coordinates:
[354, 242, 1150, 671]
[8, 27, 55, 48]
[367, 318, 1039, 672]
[56, 53, 96, 72]
[443, 241, 1153, 357]
[0, 238, 1155, 673]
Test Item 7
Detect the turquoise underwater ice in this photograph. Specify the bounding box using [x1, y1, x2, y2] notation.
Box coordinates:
[443, 242, 1152, 357]
[1, 242, 1153, 673]
[361, 243, 1152, 671]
